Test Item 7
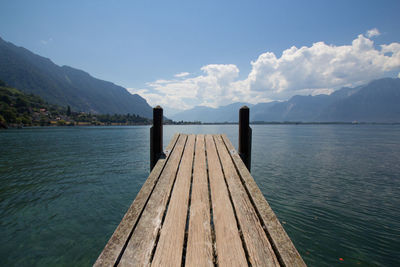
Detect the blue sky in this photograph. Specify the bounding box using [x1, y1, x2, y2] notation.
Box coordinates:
[1, 0, 400, 114]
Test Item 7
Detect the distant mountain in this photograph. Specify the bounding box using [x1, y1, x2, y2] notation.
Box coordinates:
[0, 37, 152, 117]
[172, 78, 400, 123]
[171, 102, 252, 122]
[317, 78, 400, 122]
[251, 94, 338, 122]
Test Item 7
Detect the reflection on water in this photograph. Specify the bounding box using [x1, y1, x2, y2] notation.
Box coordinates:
[0, 125, 399, 266]
[252, 125, 400, 266]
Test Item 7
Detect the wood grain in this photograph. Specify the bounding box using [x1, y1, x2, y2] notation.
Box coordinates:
[151, 134, 195, 266]
[205, 134, 247, 267]
[118, 134, 187, 267]
[96, 133, 306, 267]
[185, 135, 213, 267]
[221, 134, 306, 267]
[94, 133, 180, 267]
[214, 134, 279, 266]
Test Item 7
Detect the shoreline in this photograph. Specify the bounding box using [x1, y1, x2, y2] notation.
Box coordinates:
[2, 121, 400, 129]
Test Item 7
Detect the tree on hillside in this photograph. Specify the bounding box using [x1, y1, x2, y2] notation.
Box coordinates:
[0, 114, 7, 128]
[67, 105, 71, 116]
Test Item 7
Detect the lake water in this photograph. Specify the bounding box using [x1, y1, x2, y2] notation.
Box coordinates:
[1, 125, 399, 266]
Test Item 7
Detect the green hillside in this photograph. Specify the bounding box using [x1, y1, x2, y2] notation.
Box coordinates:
[0, 80, 63, 128]
[0, 80, 151, 128]
[0, 37, 153, 117]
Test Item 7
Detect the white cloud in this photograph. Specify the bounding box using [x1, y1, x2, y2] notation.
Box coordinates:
[127, 88, 184, 109]
[141, 64, 240, 109]
[366, 28, 380, 38]
[40, 37, 53, 45]
[311, 88, 335, 96]
[131, 29, 400, 109]
[174, 72, 190, 78]
[242, 31, 400, 101]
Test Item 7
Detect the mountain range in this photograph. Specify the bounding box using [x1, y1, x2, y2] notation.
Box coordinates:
[0, 37, 152, 117]
[1, 37, 399, 123]
[171, 78, 400, 123]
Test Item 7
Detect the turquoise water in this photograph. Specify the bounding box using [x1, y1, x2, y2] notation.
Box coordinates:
[1, 125, 399, 266]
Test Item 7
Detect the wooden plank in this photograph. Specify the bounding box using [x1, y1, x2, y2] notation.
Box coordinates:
[221, 134, 306, 267]
[118, 134, 188, 266]
[94, 133, 180, 267]
[214, 135, 279, 266]
[205, 134, 248, 267]
[151, 134, 196, 266]
[185, 135, 213, 267]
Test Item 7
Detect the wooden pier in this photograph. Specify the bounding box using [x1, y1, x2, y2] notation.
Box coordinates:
[94, 108, 305, 267]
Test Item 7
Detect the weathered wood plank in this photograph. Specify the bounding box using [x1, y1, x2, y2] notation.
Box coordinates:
[205, 134, 247, 267]
[97, 133, 305, 267]
[118, 134, 188, 267]
[214, 134, 279, 266]
[185, 134, 213, 267]
[221, 134, 306, 267]
[94, 133, 180, 267]
[151, 134, 196, 266]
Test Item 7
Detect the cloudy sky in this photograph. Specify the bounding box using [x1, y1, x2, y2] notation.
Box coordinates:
[1, 0, 400, 115]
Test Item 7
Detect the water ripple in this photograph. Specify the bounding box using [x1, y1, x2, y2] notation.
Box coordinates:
[1, 125, 399, 266]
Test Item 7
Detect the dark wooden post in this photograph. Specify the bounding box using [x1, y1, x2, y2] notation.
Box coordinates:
[239, 106, 252, 172]
[150, 106, 163, 171]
